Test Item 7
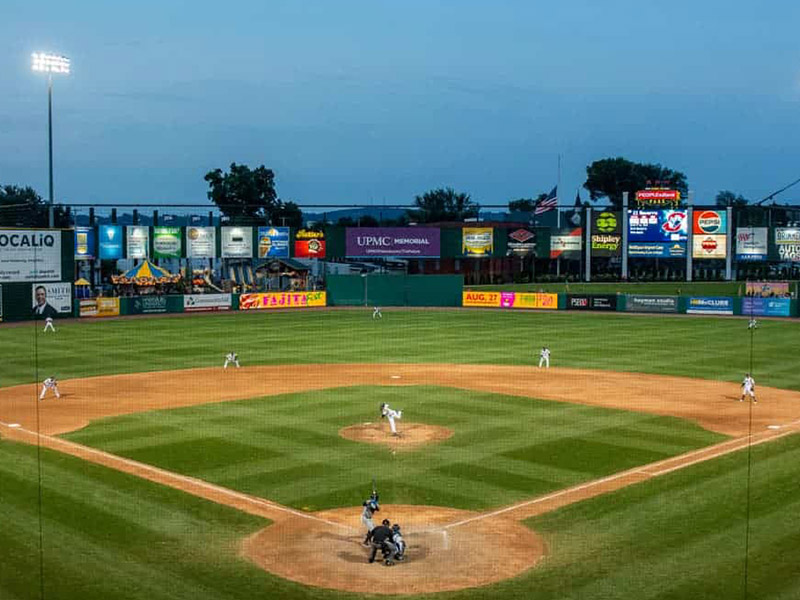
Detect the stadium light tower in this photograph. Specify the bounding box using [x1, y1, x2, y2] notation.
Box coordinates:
[31, 52, 70, 227]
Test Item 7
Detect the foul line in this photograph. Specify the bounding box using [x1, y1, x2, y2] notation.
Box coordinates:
[444, 421, 800, 530]
[0, 421, 354, 532]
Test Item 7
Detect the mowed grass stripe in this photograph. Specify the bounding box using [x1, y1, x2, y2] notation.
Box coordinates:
[63, 385, 725, 511]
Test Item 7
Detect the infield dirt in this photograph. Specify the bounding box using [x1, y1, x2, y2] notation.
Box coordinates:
[2, 364, 800, 594]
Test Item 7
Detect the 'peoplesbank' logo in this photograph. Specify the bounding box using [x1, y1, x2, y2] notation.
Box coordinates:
[662, 211, 686, 234]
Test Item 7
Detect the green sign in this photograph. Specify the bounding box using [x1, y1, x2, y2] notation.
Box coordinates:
[153, 227, 183, 258]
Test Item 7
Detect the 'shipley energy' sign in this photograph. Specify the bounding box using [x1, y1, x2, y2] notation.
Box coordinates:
[0, 229, 61, 282]
[692, 210, 727, 259]
[591, 211, 621, 257]
[347, 228, 440, 257]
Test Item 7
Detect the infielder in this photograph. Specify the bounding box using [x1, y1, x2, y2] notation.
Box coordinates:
[372, 306, 382, 320]
[43, 317, 56, 333]
[380, 402, 402, 436]
[223, 352, 240, 369]
[741, 373, 757, 403]
[39, 377, 60, 400]
[538, 346, 550, 369]
[361, 494, 380, 546]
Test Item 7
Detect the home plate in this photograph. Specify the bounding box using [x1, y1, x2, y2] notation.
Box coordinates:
[390, 375, 401, 379]
[767, 425, 782, 430]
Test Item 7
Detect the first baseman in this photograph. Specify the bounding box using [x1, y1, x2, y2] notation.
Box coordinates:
[40, 377, 60, 400]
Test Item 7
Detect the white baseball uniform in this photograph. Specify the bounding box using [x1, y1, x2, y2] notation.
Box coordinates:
[43, 317, 56, 333]
[539, 348, 550, 368]
[40, 377, 60, 400]
[741, 376, 756, 401]
[381, 404, 402, 435]
[373, 306, 382, 320]
[223, 352, 240, 369]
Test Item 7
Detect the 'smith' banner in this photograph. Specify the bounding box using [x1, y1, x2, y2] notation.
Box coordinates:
[239, 291, 326, 310]
[32, 282, 72, 318]
[0, 229, 62, 282]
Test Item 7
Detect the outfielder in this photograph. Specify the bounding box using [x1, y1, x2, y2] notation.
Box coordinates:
[361, 493, 380, 546]
[373, 306, 382, 320]
[223, 352, 240, 369]
[43, 317, 56, 333]
[741, 373, 756, 403]
[39, 377, 60, 400]
[538, 346, 550, 369]
[748, 319, 758, 330]
[380, 402, 402, 436]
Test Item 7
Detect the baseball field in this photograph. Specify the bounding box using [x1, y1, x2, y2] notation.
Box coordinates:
[1, 309, 799, 599]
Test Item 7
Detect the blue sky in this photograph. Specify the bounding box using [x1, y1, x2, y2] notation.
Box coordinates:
[3, 0, 800, 209]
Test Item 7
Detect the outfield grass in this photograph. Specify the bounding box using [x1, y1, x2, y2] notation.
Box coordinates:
[63, 386, 726, 511]
[3, 430, 798, 600]
[0, 310, 797, 390]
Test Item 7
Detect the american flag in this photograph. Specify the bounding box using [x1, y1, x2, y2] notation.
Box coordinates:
[534, 186, 558, 215]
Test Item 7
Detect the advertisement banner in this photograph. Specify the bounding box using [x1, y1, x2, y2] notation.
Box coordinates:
[628, 210, 688, 242]
[591, 211, 622, 257]
[0, 229, 62, 282]
[0, 284, 3, 322]
[745, 281, 790, 297]
[346, 228, 440, 257]
[635, 189, 681, 207]
[98, 225, 123, 260]
[502, 292, 558, 310]
[742, 297, 791, 317]
[129, 295, 168, 314]
[692, 235, 727, 259]
[153, 227, 183, 259]
[257, 226, 290, 258]
[628, 243, 686, 257]
[462, 291, 501, 307]
[626, 295, 678, 313]
[183, 293, 232, 312]
[775, 228, 800, 262]
[735, 228, 768, 261]
[507, 228, 536, 256]
[462, 228, 493, 256]
[221, 227, 253, 258]
[126, 226, 149, 259]
[79, 297, 120, 317]
[186, 226, 217, 258]
[686, 297, 734, 315]
[31, 282, 72, 318]
[566, 294, 618, 311]
[239, 291, 326, 310]
[74, 227, 96, 260]
[693, 210, 727, 235]
[294, 229, 326, 258]
[550, 229, 583, 259]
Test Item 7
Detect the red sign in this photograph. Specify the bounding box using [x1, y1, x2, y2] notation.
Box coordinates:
[294, 239, 326, 258]
[636, 190, 681, 201]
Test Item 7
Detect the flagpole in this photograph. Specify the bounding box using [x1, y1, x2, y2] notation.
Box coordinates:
[556, 154, 561, 278]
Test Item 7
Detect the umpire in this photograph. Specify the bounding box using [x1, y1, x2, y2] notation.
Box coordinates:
[368, 519, 398, 566]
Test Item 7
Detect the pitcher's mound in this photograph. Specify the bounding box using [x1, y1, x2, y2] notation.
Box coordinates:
[340, 422, 453, 450]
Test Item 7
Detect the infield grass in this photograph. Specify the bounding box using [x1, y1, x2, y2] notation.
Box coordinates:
[63, 385, 726, 511]
[1, 309, 798, 390]
[3, 430, 798, 600]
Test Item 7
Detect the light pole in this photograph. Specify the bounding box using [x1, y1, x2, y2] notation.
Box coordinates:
[31, 52, 70, 228]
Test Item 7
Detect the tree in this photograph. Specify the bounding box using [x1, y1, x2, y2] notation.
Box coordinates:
[715, 190, 748, 207]
[508, 194, 548, 213]
[0, 184, 71, 227]
[408, 187, 479, 223]
[583, 157, 688, 208]
[273, 200, 304, 228]
[205, 163, 284, 225]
